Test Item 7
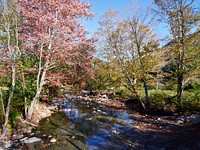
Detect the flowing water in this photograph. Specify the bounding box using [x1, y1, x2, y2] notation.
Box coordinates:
[33, 97, 138, 150]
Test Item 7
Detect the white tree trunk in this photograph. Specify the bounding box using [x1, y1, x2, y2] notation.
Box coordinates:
[26, 68, 47, 120]
[26, 28, 53, 120]
[0, 63, 16, 141]
[0, 89, 5, 116]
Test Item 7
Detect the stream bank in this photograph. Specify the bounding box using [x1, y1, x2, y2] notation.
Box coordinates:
[1, 94, 200, 149]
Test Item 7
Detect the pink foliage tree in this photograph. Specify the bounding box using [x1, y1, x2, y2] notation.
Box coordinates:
[18, 0, 94, 120]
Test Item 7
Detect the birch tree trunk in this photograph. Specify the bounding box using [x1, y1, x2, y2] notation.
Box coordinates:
[0, 7, 19, 140]
[26, 42, 49, 120]
[0, 63, 16, 141]
[0, 89, 5, 116]
[26, 69, 47, 120]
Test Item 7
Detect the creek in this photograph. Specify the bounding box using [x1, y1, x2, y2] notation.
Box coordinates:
[33, 96, 137, 149]
[10, 95, 200, 149]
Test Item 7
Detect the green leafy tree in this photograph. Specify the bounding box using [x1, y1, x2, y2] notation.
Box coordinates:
[96, 4, 159, 110]
[154, 0, 200, 103]
[85, 57, 123, 91]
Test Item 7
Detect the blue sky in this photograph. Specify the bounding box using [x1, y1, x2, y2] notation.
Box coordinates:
[81, 0, 200, 43]
[82, 0, 156, 35]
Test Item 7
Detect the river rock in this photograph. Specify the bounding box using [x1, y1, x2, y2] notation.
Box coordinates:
[30, 133, 35, 136]
[176, 116, 185, 124]
[48, 135, 53, 138]
[50, 138, 57, 143]
[102, 94, 108, 100]
[71, 136, 75, 139]
[24, 137, 42, 143]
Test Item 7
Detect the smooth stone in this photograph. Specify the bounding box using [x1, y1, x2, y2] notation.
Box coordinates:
[71, 136, 75, 139]
[50, 138, 57, 143]
[30, 133, 35, 136]
[24, 137, 42, 143]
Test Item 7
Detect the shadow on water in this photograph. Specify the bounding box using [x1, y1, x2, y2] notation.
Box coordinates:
[30, 97, 200, 150]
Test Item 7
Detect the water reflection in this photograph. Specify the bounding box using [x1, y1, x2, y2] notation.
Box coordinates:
[35, 98, 137, 150]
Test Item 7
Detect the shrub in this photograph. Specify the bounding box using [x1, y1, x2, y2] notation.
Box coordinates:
[149, 90, 168, 109]
[179, 90, 200, 112]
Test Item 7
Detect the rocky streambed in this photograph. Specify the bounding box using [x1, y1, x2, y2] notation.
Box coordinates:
[2, 94, 200, 150]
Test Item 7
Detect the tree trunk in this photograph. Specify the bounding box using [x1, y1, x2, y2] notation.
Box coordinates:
[26, 68, 47, 120]
[143, 79, 150, 110]
[0, 63, 16, 141]
[26, 42, 46, 120]
[129, 85, 146, 110]
[135, 92, 146, 110]
[177, 74, 184, 103]
[21, 73, 28, 118]
[26, 97, 39, 121]
[0, 89, 5, 116]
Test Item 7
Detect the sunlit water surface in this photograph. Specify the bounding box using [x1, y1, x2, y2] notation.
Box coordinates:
[33, 97, 137, 150]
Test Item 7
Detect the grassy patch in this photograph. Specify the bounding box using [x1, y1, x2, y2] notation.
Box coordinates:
[136, 89, 199, 114]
